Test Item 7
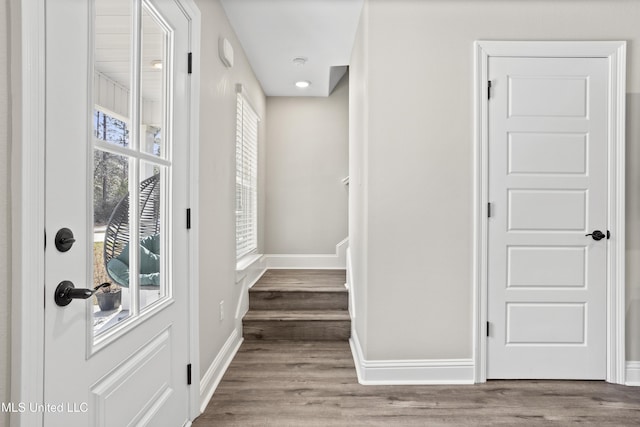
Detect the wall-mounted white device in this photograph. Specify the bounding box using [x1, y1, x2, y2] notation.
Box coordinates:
[219, 37, 234, 68]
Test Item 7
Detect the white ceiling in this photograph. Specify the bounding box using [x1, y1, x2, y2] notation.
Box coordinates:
[220, 0, 364, 97]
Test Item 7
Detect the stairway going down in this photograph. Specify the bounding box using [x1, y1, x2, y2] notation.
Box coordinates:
[243, 269, 350, 341]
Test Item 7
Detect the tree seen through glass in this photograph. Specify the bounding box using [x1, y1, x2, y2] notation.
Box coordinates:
[93, 110, 130, 226]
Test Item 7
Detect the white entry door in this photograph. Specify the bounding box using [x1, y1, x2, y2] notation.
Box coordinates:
[487, 56, 608, 379]
[44, 0, 193, 425]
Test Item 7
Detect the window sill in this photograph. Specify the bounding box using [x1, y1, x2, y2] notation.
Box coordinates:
[236, 253, 264, 285]
[236, 253, 262, 271]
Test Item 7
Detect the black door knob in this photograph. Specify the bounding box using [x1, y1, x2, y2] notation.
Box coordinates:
[54, 281, 110, 307]
[585, 230, 606, 241]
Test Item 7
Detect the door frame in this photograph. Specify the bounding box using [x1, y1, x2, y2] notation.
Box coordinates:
[10, 0, 201, 425]
[472, 40, 627, 385]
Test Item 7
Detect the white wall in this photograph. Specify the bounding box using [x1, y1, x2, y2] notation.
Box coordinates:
[0, 0, 11, 421]
[265, 75, 348, 254]
[193, 0, 266, 380]
[349, 1, 369, 355]
[351, 0, 640, 362]
[626, 92, 640, 361]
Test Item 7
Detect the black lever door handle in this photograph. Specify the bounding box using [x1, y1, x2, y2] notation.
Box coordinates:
[54, 281, 111, 307]
[585, 230, 609, 241]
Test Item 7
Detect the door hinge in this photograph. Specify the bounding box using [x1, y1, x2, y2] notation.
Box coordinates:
[487, 203, 492, 218]
[486, 321, 490, 337]
[44, 229, 47, 250]
[488, 80, 492, 100]
[188, 52, 193, 74]
[187, 363, 192, 385]
[186, 208, 191, 229]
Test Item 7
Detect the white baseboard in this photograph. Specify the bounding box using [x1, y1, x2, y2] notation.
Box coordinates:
[349, 330, 474, 385]
[626, 361, 640, 386]
[199, 329, 243, 413]
[264, 238, 348, 270]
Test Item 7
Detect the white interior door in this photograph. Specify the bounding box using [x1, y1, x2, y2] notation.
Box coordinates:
[487, 56, 608, 379]
[44, 0, 192, 425]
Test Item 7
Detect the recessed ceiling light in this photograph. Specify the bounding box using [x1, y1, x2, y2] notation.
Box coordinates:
[292, 57, 308, 66]
[295, 80, 311, 88]
[151, 60, 163, 70]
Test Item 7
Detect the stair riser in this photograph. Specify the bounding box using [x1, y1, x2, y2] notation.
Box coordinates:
[249, 291, 348, 311]
[243, 320, 351, 341]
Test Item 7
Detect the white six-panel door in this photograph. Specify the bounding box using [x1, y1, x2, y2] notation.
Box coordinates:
[487, 56, 608, 379]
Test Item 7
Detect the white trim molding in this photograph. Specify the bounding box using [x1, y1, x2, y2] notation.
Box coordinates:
[345, 247, 355, 320]
[264, 237, 348, 270]
[180, 0, 202, 420]
[199, 329, 243, 413]
[473, 40, 626, 385]
[626, 362, 640, 386]
[235, 254, 267, 319]
[236, 253, 265, 282]
[11, 1, 46, 426]
[349, 331, 474, 385]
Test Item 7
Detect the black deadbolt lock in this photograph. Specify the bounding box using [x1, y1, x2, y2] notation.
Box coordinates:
[55, 228, 76, 252]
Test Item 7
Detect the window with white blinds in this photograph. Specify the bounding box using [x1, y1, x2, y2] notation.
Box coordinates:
[236, 89, 259, 259]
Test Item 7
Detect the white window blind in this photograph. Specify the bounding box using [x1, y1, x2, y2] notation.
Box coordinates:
[236, 89, 259, 259]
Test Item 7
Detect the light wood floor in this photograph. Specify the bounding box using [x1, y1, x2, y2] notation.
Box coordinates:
[193, 341, 640, 426]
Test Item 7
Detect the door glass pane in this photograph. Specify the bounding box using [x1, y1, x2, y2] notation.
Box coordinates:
[93, 150, 131, 334]
[140, 6, 166, 158]
[93, 0, 133, 336]
[94, 110, 129, 148]
[139, 162, 166, 311]
[94, 0, 132, 150]
[92, 0, 173, 340]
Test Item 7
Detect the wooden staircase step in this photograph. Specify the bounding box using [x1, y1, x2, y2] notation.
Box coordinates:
[244, 310, 350, 321]
[243, 310, 351, 341]
[249, 289, 348, 311]
[251, 284, 347, 292]
[243, 270, 351, 341]
[253, 269, 346, 289]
